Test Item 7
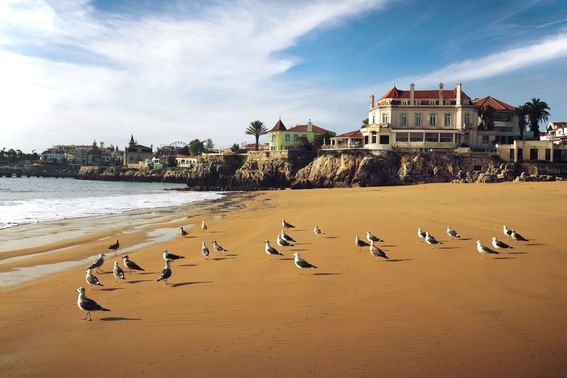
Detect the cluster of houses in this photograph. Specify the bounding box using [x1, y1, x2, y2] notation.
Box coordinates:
[40, 82, 566, 168]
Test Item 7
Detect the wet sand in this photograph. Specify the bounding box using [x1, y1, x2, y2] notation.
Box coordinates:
[1, 183, 566, 377]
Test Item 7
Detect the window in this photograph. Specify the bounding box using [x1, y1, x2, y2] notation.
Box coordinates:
[444, 114, 451, 126]
[464, 113, 471, 126]
[272, 135, 276, 142]
[517, 148, 523, 161]
[364, 135, 369, 144]
[379, 135, 390, 144]
[482, 135, 489, 144]
[371, 131, 377, 144]
[545, 149, 551, 161]
[530, 148, 538, 160]
[395, 132, 409, 142]
[410, 132, 423, 142]
[293, 134, 298, 141]
[439, 134, 453, 142]
[509, 149, 514, 161]
[415, 113, 422, 126]
[430, 114, 436, 126]
[285, 134, 290, 142]
[425, 133, 438, 142]
[382, 112, 389, 123]
[400, 113, 407, 126]
[371, 115, 375, 124]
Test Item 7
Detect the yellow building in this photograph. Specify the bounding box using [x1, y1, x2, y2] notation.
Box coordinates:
[268, 119, 331, 150]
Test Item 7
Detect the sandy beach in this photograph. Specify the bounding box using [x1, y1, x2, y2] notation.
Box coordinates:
[1, 182, 566, 377]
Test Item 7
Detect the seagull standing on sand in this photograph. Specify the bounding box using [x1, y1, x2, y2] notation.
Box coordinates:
[201, 241, 210, 258]
[88, 253, 105, 272]
[425, 232, 441, 245]
[366, 231, 384, 243]
[201, 221, 208, 230]
[281, 229, 296, 243]
[108, 239, 119, 256]
[113, 261, 125, 281]
[314, 225, 323, 235]
[355, 235, 370, 250]
[163, 249, 185, 260]
[503, 225, 514, 237]
[76, 287, 110, 321]
[180, 226, 188, 236]
[476, 240, 499, 255]
[417, 228, 426, 239]
[157, 259, 173, 285]
[511, 230, 528, 242]
[369, 241, 389, 260]
[282, 218, 295, 229]
[212, 240, 227, 253]
[293, 253, 317, 271]
[492, 236, 513, 250]
[277, 234, 293, 247]
[122, 255, 145, 272]
[265, 240, 283, 257]
[85, 269, 104, 288]
[447, 227, 461, 239]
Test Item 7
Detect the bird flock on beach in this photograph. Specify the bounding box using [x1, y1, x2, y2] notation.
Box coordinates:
[76, 216, 531, 321]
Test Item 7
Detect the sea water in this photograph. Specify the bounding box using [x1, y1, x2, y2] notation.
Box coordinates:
[0, 177, 222, 229]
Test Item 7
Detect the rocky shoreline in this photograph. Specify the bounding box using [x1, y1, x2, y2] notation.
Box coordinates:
[76, 151, 566, 190]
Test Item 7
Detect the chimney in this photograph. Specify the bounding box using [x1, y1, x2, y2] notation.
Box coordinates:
[438, 83, 444, 104]
[410, 83, 415, 105]
[307, 118, 313, 132]
[456, 82, 462, 106]
[370, 94, 375, 109]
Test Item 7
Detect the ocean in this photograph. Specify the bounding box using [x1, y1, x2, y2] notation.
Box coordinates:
[0, 177, 222, 230]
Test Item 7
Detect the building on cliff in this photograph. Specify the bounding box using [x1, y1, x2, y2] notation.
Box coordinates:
[542, 122, 567, 143]
[361, 82, 521, 153]
[268, 118, 332, 151]
[124, 135, 153, 168]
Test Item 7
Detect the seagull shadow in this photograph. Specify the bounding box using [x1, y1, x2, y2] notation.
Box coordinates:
[179, 263, 198, 267]
[324, 236, 339, 239]
[493, 257, 516, 260]
[385, 258, 413, 263]
[526, 243, 543, 246]
[127, 279, 151, 284]
[290, 248, 309, 252]
[381, 244, 397, 248]
[100, 288, 125, 292]
[460, 238, 473, 241]
[225, 254, 238, 257]
[212, 257, 235, 261]
[100, 317, 142, 321]
[508, 252, 528, 255]
[439, 247, 459, 250]
[137, 272, 156, 275]
[313, 272, 341, 276]
[172, 281, 212, 288]
[279, 257, 294, 261]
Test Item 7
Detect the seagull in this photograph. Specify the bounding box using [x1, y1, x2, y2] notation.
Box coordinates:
[294, 253, 317, 271]
[212, 240, 227, 253]
[511, 230, 528, 242]
[180, 226, 188, 236]
[201, 241, 210, 258]
[277, 234, 293, 247]
[108, 239, 119, 255]
[425, 232, 441, 245]
[122, 255, 145, 272]
[265, 240, 283, 257]
[201, 221, 207, 230]
[417, 228, 427, 239]
[476, 240, 499, 255]
[281, 229, 296, 243]
[492, 236, 513, 250]
[503, 225, 514, 237]
[87, 253, 105, 272]
[369, 241, 389, 260]
[366, 231, 384, 243]
[113, 261, 125, 281]
[355, 235, 370, 250]
[447, 226, 461, 238]
[282, 218, 295, 229]
[85, 269, 104, 288]
[314, 225, 324, 235]
[157, 259, 173, 285]
[76, 287, 110, 321]
[163, 249, 185, 260]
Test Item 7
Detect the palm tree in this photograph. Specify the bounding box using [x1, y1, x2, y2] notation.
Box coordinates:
[524, 98, 550, 140]
[515, 105, 528, 140]
[478, 106, 495, 130]
[245, 120, 268, 150]
[361, 118, 369, 128]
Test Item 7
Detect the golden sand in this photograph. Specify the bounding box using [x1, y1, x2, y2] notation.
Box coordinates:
[1, 182, 566, 377]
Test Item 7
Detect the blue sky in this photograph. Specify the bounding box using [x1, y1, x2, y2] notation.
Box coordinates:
[1, 0, 566, 151]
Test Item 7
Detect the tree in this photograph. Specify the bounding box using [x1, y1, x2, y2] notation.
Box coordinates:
[478, 106, 495, 131]
[230, 143, 242, 153]
[187, 139, 205, 156]
[245, 120, 268, 150]
[313, 131, 336, 149]
[515, 105, 528, 140]
[524, 98, 550, 140]
[361, 118, 369, 128]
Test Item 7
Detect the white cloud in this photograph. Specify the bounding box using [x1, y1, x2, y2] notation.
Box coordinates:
[414, 30, 567, 86]
[0, 0, 390, 151]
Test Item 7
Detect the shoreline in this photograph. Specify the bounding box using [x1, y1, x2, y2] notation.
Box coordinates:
[1, 182, 566, 377]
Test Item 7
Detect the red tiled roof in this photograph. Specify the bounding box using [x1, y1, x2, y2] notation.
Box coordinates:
[270, 119, 287, 131]
[549, 122, 567, 128]
[335, 130, 362, 138]
[472, 96, 515, 111]
[287, 124, 330, 134]
[378, 86, 471, 101]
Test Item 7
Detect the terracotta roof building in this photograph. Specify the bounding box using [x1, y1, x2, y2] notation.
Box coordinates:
[268, 119, 332, 150]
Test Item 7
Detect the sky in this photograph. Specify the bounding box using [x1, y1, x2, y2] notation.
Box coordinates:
[1, 0, 567, 152]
